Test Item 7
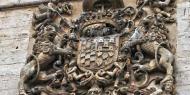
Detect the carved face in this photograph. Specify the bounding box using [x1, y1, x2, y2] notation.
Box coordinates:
[88, 87, 102, 95]
[118, 47, 131, 62]
[141, 16, 154, 26]
[164, 81, 173, 93]
[43, 25, 57, 41]
[104, 88, 117, 95]
[57, 2, 73, 15]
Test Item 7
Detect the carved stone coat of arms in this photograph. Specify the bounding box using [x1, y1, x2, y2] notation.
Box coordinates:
[19, 0, 176, 95]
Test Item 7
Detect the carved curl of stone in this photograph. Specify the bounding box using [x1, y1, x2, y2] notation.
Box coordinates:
[19, 0, 176, 95]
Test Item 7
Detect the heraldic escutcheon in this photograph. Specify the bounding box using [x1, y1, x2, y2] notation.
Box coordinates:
[19, 0, 176, 95]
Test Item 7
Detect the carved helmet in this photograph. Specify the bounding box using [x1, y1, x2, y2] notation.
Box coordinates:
[83, 0, 125, 12]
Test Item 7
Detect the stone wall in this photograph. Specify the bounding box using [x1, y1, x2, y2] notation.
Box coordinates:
[176, 1, 190, 94]
[0, 0, 40, 6]
[0, 0, 189, 95]
[0, 4, 35, 94]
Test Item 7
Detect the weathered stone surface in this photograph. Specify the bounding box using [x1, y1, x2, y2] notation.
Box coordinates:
[0, 8, 34, 95]
[0, 0, 41, 6]
[176, 85, 190, 95]
[176, 71, 190, 86]
[0, 0, 18, 6]
[176, 1, 190, 95]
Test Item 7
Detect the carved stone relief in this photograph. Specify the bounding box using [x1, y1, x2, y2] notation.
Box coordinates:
[19, 0, 176, 95]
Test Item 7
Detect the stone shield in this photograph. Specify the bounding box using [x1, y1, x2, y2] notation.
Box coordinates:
[77, 34, 120, 72]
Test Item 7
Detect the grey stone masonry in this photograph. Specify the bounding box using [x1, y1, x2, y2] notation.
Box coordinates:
[176, 1, 190, 95]
[0, 0, 41, 6]
[0, 0, 190, 95]
[0, 8, 34, 95]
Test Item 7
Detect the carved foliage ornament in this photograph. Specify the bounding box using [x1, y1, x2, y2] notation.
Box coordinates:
[19, 0, 176, 95]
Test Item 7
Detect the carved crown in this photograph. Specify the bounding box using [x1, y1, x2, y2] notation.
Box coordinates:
[74, 0, 126, 32]
[81, 15, 119, 31]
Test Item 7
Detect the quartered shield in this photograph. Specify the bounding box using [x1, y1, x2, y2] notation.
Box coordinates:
[77, 34, 120, 72]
